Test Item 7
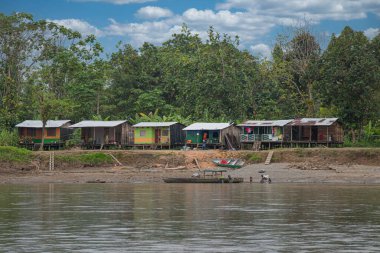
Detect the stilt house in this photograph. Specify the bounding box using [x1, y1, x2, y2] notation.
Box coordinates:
[183, 123, 240, 149]
[132, 122, 186, 148]
[284, 118, 344, 146]
[16, 120, 72, 149]
[238, 120, 292, 149]
[70, 120, 133, 148]
[238, 120, 292, 142]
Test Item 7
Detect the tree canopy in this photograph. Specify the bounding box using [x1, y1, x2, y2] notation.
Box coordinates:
[0, 13, 379, 141]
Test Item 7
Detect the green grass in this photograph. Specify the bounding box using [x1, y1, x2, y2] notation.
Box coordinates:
[78, 153, 113, 165]
[343, 140, 380, 148]
[248, 153, 262, 163]
[0, 146, 32, 163]
[56, 152, 113, 166]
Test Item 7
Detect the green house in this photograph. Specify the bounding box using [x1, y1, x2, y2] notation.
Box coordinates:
[183, 123, 240, 149]
[15, 120, 72, 149]
[133, 122, 186, 147]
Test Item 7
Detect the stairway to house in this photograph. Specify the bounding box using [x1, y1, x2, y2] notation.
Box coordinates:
[265, 151, 274, 165]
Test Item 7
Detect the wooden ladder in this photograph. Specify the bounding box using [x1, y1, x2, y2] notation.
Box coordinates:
[265, 151, 274, 165]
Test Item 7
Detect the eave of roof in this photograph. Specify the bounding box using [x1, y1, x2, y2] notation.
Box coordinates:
[288, 118, 339, 126]
[15, 120, 71, 128]
[70, 120, 127, 128]
[183, 123, 232, 131]
[237, 120, 292, 127]
[133, 122, 178, 127]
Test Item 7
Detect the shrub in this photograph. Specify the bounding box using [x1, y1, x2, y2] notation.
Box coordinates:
[65, 129, 82, 148]
[0, 129, 19, 147]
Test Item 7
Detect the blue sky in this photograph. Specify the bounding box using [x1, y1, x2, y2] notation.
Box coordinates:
[2, 0, 379, 58]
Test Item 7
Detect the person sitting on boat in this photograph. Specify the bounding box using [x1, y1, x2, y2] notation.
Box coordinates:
[260, 174, 272, 184]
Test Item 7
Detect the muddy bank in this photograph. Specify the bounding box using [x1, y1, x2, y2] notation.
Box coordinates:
[0, 148, 379, 184]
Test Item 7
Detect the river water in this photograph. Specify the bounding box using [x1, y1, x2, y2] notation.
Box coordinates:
[0, 184, 379, 252]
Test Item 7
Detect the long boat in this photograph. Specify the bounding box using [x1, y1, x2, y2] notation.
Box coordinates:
[163, 177, 244, 183]
[163, 169, 244, 183]
[213, 159, 245, 169]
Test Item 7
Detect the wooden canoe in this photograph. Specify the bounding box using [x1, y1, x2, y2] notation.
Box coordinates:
[163, 177, 244, 183]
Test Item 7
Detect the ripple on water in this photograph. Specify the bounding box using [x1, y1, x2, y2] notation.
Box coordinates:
[0, 184, 379, 252]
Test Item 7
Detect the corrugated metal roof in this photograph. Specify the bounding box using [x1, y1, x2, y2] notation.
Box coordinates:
[238, 120, 292, 127]
[70, 120, 127, 128]
[15, 120, 71, 128]
[288, 118, 339, 126]
[183, 123, 232, 131]
[133, 122, 178, 127]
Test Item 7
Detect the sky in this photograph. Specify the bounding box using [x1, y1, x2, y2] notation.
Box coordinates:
[1, 0, 380, 58]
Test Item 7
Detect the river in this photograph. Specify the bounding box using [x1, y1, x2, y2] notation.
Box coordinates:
[0, 184, 379, 252]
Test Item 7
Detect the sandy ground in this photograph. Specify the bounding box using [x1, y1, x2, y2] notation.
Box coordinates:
[1, 162, 379, 184]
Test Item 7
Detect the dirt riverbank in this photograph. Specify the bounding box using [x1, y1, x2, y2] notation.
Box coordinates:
[0, 148, 379, 184]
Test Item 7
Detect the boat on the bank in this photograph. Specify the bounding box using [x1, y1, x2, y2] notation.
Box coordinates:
[212, 158, 245, 169]
[163, 169, 244, 183]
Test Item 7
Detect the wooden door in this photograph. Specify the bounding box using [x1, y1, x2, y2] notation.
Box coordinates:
[155, 128, 161, 143]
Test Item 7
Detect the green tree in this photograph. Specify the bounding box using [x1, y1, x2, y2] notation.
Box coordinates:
[0, 13, 49, 129]
[318, 26, 379, 141]
[34, 87, 73, 150]
[276, 26, 321, 116]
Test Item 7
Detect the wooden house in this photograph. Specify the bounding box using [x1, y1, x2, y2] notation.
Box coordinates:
[70, 120, 133, 149]
[238, 120, 292, 149]
[15, 120, 72, 149]
[183, 123, 240, 149]
[284, 118, 344, 147]
[132, 122, 186, 148]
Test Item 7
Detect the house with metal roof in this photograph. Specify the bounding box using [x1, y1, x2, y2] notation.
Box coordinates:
[238, 118, 344, 149]
[284, 118, 344, 147]
[15, 120, 72, 149]
[182, 123, 240, 149]
[132, 122, 186, 148]
[238, 120, 292, 144]
[70, 120, 133, 148]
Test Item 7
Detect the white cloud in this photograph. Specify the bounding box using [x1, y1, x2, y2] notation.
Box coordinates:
[103, 8, 275, 48]
[136, 6, 173, 19]
[51, 0, 380, 52]
[250, 44, 272, 59]
[364, 27, 380, 39]
[72, 0, 156, 4]
[104, 18, 181, 46]
[216, 0, 380, 21]
[49, 19, 104, 37]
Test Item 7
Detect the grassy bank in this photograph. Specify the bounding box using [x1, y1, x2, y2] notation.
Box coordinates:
[0, 147, 379, 171]
[0, 146, 33, 163]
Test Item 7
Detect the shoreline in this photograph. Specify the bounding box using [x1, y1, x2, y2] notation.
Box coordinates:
[1, 163, 379, 185]
[1, 148, 379, 184]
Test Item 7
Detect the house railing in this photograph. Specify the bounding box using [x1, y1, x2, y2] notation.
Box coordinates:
[240, 134, 277, 142]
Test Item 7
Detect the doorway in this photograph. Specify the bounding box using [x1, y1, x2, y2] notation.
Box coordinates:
[155, 128, 161, 143]
[311, 126, 318, 142]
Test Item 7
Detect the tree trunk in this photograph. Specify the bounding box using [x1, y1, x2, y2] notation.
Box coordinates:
[306, 81, 315, 117]
[350, 128, 356, 143]
[40, 122, 46, 151]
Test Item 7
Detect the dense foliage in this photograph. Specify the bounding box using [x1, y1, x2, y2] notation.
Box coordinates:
[0, 13, 379, 142]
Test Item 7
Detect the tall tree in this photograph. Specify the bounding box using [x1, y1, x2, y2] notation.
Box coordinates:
[318, 26, 379, 141]
[34, 87, 73, 150]
[276, 21, 322, 116]
[0, 13, 48, 129]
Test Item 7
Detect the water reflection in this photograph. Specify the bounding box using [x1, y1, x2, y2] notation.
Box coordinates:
[0, 184, 379, 252]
